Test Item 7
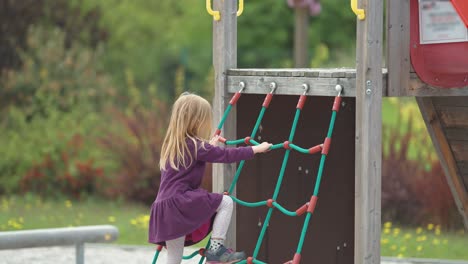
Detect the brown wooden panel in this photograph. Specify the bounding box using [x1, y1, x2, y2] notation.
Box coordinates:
[458, 161, 468, 175]
[446, 128, 468, 141]
[438, 107, 468, 128]
[451, 141, 468, 161]
[237, 94, 355, 263]
[433, 97, 468, 107]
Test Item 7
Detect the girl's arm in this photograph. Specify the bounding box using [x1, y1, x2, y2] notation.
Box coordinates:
[197, 139, 271, 163]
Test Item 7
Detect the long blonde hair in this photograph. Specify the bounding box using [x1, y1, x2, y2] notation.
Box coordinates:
[160, 93, 213, 171]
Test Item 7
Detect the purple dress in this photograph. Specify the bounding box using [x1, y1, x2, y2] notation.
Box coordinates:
[148, 139, 254, 246]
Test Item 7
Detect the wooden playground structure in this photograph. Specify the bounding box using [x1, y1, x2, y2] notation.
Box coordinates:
[208, 0, 468, 263]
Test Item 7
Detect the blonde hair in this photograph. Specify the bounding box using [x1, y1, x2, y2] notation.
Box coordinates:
[160, 93, 213, 171]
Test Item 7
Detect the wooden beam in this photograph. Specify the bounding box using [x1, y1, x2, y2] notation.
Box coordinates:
[212, 0, 238, 249]
[227, 68, 388, 97]
[294, 7, 309, 68]
[408, 74, 468, 96]
[386, 0, 410, 97]
[416, 97, 468, 229]
[355, 0, 383, 263]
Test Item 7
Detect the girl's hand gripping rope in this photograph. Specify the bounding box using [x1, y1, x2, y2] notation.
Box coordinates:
[252, 142, 272, 154]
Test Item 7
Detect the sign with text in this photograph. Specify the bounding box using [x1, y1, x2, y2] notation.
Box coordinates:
[419, 0, 468, 44]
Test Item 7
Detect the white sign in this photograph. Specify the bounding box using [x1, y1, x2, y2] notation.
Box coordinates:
[419, 0, 468, 44]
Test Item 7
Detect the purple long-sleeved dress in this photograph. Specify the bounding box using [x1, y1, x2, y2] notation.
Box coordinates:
[148, 139, 254, 246]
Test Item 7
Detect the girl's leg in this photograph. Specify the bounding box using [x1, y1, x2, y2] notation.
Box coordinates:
[210, 195, 233, 250]
[206, 195, 246, 262]
[166, 236, 185, 264]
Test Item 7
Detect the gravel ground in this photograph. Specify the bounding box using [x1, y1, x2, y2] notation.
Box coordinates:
[1, 244, 468, 264]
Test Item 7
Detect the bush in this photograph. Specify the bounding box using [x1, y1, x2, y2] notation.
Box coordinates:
[382, 99, 462, 229]
[98, 89, 169, 203]
[0, 25, 114, 198]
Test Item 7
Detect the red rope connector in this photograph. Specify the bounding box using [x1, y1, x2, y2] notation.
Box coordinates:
[262, 93, 274, 108]
[229, 92, 241, 105]
[307, 196, 318, 213]
[295, 203, 308, 216]
[308, 144, 322, 154]
[292, 253, 301, 264]
[322, 137, 331, 155]
[267, 199, 274, 208]
[214, 129, 222, 136]
[219, 137, 227, 143]
[244, 137, 252, 145]
[247, 257, 254, 264]
[332, 96, 342, 112]
[199, 248, 206, 256]
[296, 95, 307, 110]
[156, 245, 163, 251]
[283, 141, 291, 150]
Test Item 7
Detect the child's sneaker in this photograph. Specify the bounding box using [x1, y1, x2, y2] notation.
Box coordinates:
[205, 245, 246, 264]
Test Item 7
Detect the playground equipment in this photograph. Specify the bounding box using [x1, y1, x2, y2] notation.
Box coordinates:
[154, 0, 468, 263]
[0, 225, 118, 264]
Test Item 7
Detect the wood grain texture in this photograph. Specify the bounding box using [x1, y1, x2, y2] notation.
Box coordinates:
[408, 74, 468, 96]
[446, 128, 468, 141]
[438, 107, 468, 128]
[451, 141, 468, 161]
[416, 97, 468, 229]
[354, 0, 383, 263]
[386, 0, 410, 97]
[212, 0, 238, 249]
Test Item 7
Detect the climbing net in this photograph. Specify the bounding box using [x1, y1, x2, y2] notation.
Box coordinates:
[152, 84, 342, 264]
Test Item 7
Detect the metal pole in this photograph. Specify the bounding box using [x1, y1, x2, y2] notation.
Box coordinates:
[76, 243, 84, 264]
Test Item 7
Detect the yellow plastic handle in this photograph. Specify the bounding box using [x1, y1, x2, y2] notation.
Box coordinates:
[351, 0, 365, 20]
[206, 0, 221, 21]
[207, 0, 244, 21]
[237, 0, 244, 17]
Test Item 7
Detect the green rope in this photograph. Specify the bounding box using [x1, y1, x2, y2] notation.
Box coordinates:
[272, 201, 298, 217]
[182, 250, 200, 260]
[217, 104, 233, 130]
[151, 250, 160, 264]
[230, 196, 268, 207]
[294, 108, 339, 255]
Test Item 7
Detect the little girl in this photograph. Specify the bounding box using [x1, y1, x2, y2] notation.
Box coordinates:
[148, 93, 271, 264]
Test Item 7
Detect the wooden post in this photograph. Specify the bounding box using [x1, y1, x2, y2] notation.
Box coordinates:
[355, 0, 383, 263]
[386, 0, 410, 97]
[294, 7, 309, 68]
[212, 0, 238, 249]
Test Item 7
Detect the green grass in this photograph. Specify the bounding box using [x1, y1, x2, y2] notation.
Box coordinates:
[381, 222, 468, 260]
[1, 196, 467, 260]
[0, 195, 210, 249]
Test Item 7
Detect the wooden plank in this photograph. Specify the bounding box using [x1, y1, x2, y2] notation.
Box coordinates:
[458, 161, 468, 174]
[227, 75, 356, 97]
[227, 68, 357, 77]
[386, 0, 410, 97]
[416, 97, 468, 229]
[408, 74, 468, 96]
[438, 106, 468, 128]
[451, 141, 468, 161]
[432, 97, 468, 107]
[354, 0, 383, 263]
[212, 0, 238, 249]
[446, 128, 468, 141]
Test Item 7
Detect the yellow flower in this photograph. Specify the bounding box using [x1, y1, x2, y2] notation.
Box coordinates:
[432, 239, 440, 245]
[130, 219, 137, 225]
[381, 238, 389, 244]
[65, 200, 72, 208]
[435, 228, 441, 235]
[427, 223, 434, 230]
[108, 216, 116, 223]
[397, 254, 404, 258]
[416, 227, 423, 234]
[384, 222, 392, 229]
[384, 228, 391, 234]
[404, 233, 412, 240]
[391, 245, 397, 251]
[417, 245, 423, 252]
[416, 235, 427, 242]
[399, 246, 407, 252]
[393, 228, 400, 236]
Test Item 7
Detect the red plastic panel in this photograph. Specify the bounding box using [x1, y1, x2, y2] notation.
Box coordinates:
[410, 0, 468, 88]
[452, 0, 468, 27]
